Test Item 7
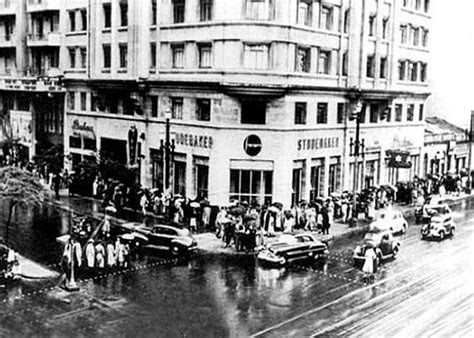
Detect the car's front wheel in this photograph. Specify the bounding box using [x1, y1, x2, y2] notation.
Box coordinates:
[439, 230, 445, 241]
[449, 227, 455, 237]
[392, 246, 399, 258]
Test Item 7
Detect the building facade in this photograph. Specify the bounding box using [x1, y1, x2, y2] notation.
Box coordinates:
[1, 0, 431, 207]
[423, 117, 470, 177]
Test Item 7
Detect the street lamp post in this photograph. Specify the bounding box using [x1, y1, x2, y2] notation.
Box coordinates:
[64, 218, 79, 292]
[160, 112, 175, 221]
[348, 101, 364, 227]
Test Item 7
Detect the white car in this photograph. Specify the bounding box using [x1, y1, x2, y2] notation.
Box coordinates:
[369, 210, 408, 235]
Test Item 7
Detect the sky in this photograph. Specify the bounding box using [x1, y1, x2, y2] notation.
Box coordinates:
[426, 0, 474, 128]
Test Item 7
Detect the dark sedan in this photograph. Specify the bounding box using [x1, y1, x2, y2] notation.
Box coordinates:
[257, 233, 329, 267]
[120, 223, 198, 256]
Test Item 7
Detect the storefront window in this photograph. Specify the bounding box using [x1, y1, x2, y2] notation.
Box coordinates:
[310, 159, 324, 201]
[150, 148, 164, 190]
[230, 169, 273, 205]
[173, 160, 186, 196]
[328, 157, 341, 194]
[194, 156, 209, 199]
[292, 160, 305, 206]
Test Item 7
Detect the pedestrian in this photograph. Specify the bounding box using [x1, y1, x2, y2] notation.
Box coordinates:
[201, 201, 211, 230]
[321, 205, 331, 235]
[95, 241, 106, 269]
[306, 206, 317, 231]
[72, 238, 82, 271]
[116, 239, 126, 268]
[106, 240, 116, 268]
[362, 245, 377, 283]
[52, 172, 61, 199]
[140, 191, 149, 216]
[283, 211, 295, 233]
[102, 214, 111, 236]
[215, 207, 227, 238]
[85, 239, 95, 270]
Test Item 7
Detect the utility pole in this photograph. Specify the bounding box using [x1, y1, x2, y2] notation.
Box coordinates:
[161, 112, 175, 222]
[349, 100, 364, 227]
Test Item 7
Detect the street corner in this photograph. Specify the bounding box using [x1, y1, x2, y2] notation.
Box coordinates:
[194, 232, 258, 256]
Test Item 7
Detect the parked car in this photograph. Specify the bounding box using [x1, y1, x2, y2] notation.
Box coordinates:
[122, 224, 198, 255]
[369, 209, 408, 235]
[257, 233, 329, 267]
[353, 230, 401, 271]
[421, 213, 455, 241]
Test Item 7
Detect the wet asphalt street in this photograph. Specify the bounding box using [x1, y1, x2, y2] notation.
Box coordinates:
[0, 197, 473, 337]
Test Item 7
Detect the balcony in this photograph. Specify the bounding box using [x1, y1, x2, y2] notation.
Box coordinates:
[27, 0, 60, 13]
[0, 75, 64, 92]
[27, 32, 60, 47]
[0, 35, 15, 48]
[0, 1, 16, 16]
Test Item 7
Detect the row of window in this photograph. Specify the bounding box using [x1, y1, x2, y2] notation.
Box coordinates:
[398, 60, 427, 82]
[403, 0, 430, 13]
[400, 24, 428, 47]
[67, 91, 424, 127]
[101, 43, 128, 69]
[368, 15, 390, 39]
[294, 102, 425, 125]
[68, 8, 87, 32]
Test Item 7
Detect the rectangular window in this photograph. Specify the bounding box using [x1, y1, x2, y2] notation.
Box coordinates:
[230, 169, 273, 205]
[395, 104, 403, 122]
[103, 44, 111, 68]
[415, 0, 421, 10]
[171, 97, 183, 119]
[337, 103, 345, 124]
[151, 0, 157, 25]
[80, 92, 87, 111]
[173, 0, 185, 23]
[385, 105, 392, 122]
[196, 98, 211, 121]
[295, 102, 307, 125]
[380, 57, 387, 79]
[366, 55, 375, 78]
[120, 0, 128, 27]
[317, 103, 328, 124]
[103, 3, 111, 28]
[243, 44, 269, 69]
[245, 0, 274, 21]
[172, 44, 185, 68]
[318, 50, 330, 74]
[370, 104, 378, 123]
[150, 42, 156, 69]
[342, 51, 348, 76]
[241, 100, 266, 124]
[424, 0, 430, 13]
[80, 48, 87, 69]
[422, 29, 429, 47]
[382, 18, 389, 39]
[368, 15, 376, 36]
[119, 44, 128, 69]
[320, 6, 333, 30]
[296, 47, 310, 73]
[400, 25, 407, 44]
[69, 136, 81, 149]
[398, 60, 406, 80]
[198, 44, 212, 68]
[407, 104, 414, 121]
[200, 0, 212, 21]
[150, 95, 158, 117]
[419, 104, 424, 121]
[80, 9, 87, 30]
[68, 92, 75, 111]
[68, 47, 76, 68]
[343, 9, 350, 33]
[297, 0, 312, 26]
[69, 10, 76, 31]
[420, 63, 427, 82]
[413, 26, 420, 46]
[410, 62, 418, 81]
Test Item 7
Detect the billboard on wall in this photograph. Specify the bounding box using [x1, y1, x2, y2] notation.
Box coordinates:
[10, 110, 32, 146]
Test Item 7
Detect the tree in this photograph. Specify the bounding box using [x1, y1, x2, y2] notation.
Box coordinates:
[0, 166, 51, 245]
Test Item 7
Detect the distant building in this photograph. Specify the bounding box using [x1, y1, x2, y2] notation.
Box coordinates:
[423, 117, 470, 177]
[0, 0, 432, 206]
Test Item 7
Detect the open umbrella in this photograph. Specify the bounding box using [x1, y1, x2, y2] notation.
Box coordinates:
[105, 206, 117, 214]
[228, 205, 246, 216]
[190, 201, 200, 208]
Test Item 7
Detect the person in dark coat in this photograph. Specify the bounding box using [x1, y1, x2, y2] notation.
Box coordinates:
[321, 206, 331, 235]
[52, 172, 61, 199]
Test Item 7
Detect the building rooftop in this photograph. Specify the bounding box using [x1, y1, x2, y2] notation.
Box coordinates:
[425, 116, 467, 142]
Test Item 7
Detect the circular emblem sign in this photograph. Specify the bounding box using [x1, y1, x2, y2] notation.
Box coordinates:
[243, 135, 262, 157]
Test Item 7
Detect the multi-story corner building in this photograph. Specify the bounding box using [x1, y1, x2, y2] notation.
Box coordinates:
[1, 0, 432, 207]
[0, 0, 64, 162]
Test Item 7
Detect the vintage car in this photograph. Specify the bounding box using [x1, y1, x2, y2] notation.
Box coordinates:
[257, 233, 329, 267]
[421, 213, 455, 240]
[122, 224, 198, 255]
[368, 209, 408, 235]
[353, 230, 401, 271]
[415, 200, 449, 224]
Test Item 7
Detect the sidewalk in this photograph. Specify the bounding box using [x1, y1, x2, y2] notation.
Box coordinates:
[18, 254, 59, 279]
[54, 191, 473, 257]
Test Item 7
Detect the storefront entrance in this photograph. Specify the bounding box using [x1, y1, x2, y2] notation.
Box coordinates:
[230, 169, 273, 205]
